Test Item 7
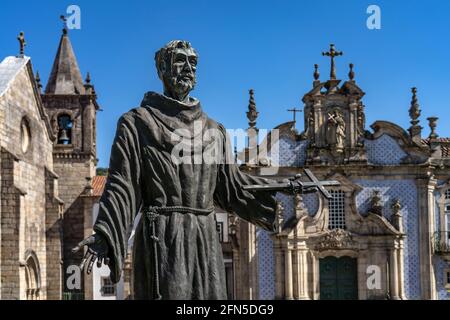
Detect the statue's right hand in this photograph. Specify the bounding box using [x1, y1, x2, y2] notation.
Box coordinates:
[72, 233, 110, 275]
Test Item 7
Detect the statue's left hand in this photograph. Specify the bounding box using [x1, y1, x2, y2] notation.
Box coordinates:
[72, 233, 110, 274]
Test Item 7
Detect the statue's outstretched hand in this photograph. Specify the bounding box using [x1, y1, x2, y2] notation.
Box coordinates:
[72, 233, 109, 274]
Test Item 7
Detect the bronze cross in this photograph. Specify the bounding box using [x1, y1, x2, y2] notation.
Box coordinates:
[17, 32, 26, 57]
[287, 107, 302, 130]
[322, 44, 343, 80]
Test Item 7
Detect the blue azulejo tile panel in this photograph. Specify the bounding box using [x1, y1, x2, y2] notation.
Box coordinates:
[274, 192, 320, 220]
[257, 228, 275, 299]
[269, 136, 308, 167]
[276, 193, 295, 220]
[365, 134, 407, 165]
[303, 193, 319, 217]
[433, 257, 449, 300]
[353, 179, 421, 299]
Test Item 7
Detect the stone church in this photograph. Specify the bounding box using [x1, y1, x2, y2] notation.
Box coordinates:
[0, 26, 102, 299]
[1, 22, 449, 300]
[230, 45, 450, 300]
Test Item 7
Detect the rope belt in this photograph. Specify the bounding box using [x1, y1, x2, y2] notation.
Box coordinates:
[142, 205, 215, 300]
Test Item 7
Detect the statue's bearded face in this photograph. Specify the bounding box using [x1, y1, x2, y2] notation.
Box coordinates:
[163, 47, 197, 101]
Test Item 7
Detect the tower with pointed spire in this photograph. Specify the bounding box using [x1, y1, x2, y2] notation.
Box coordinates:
[40, 21, 100, 297]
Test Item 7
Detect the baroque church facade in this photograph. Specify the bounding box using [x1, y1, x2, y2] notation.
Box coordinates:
[231, 45, 450, 300]
[0, 22, 449, 300]
[0, 26, 104, 299]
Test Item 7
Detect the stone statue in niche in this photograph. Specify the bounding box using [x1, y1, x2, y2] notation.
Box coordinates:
[326, 109, 346, 152]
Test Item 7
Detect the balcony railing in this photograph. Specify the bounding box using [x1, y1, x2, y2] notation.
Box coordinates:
[433, 231, 450, 254]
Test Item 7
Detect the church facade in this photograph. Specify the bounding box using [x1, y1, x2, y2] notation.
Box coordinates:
[0, 26, 101, 299]
[231, 46, 450, 300]
[1, 23, 449, 300]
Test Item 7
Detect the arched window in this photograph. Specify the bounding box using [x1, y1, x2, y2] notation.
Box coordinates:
[328, 190, 346, 230]
[24, 251, 41, 300]
[57, 114, 72, 145]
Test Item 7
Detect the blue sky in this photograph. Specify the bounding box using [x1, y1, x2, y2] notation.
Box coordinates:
[1, 0, 450, 167]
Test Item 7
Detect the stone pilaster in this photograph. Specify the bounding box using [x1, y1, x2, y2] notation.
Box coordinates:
[416, 177, 437, 299]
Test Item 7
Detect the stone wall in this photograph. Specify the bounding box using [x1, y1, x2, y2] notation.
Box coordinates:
[0, 57, 56, 299]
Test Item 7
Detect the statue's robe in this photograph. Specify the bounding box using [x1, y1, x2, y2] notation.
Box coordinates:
[93, 92, 276, 300]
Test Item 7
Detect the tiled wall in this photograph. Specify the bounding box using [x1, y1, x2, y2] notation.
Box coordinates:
[434, 256, 449, 300]
[257, 227, 275, 299]
[353, 179, 421, 299]
[270, 136, 308, 167]
[365, 134, 407, 165]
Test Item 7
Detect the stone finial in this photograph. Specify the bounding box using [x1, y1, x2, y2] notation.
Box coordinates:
[314, 64, 320, 80]
[409, 87, 421, 126]
[427, 116, 439, 139]
[370, 190, 383, 216]
[17, 31, 26, 57]
[408, 87, 422, 144]
[322, 44, 343, 80]
[348, 63, 355, 82]
[84, 72, 93, 94]
[246, 89, 259, 130]
[391, 199, 403, 232]
[275, 201, 285, 233]
[85, 72, 91, 84]
[313, 64, 320, 87]
[35, 71, 42, 93]
[294, 193, 307, 218]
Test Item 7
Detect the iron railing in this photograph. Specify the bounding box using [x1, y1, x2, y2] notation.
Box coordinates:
[433, 231, 450, 254]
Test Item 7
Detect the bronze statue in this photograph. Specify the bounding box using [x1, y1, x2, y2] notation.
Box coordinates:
[73, 40, 280, 300]
[73, 40, 337, 300]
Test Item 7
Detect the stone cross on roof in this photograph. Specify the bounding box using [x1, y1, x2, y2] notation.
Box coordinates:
[322, 44, 343, 80]
[17, 32, 26, 57]
[287, 107, 302, 130]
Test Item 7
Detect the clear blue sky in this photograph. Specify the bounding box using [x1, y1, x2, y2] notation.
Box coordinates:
[1, 0, 449, 167]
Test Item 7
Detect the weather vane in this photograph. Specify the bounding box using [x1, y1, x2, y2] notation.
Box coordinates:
[60, 14, 68, 34]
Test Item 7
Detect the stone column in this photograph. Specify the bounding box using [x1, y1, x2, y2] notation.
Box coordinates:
[284, 246, 294, 300]
[348, 100, 358, 148]
[389, 246, 400, 300]
[295, 246, 310, 300]
[313, 101, 324, 148]
[273, 238, 285, 300]
[416, 177, 437, 300]
[398, 239, 406, 299]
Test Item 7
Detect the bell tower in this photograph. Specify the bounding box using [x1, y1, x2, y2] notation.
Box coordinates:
[302, 44, 367, 165]
[41, 24, 99, 193]
[41, 21, 100, 295]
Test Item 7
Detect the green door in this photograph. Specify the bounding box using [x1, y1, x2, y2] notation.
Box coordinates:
[319, 256, 358, 300]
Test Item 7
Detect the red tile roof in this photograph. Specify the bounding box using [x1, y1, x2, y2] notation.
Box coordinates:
[422, 138, 450, 157]
[92, 175, 107, 197]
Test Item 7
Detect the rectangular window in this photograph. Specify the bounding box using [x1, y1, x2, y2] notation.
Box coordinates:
[445, 189, 450, 200]
[328, 190, 346, 230]
[101, 277, 116, 297]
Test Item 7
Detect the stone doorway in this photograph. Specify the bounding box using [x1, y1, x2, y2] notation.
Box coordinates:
[319, 256, 358, 300]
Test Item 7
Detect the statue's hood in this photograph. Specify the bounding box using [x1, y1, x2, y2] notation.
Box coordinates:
[140, 91, 203, 124]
